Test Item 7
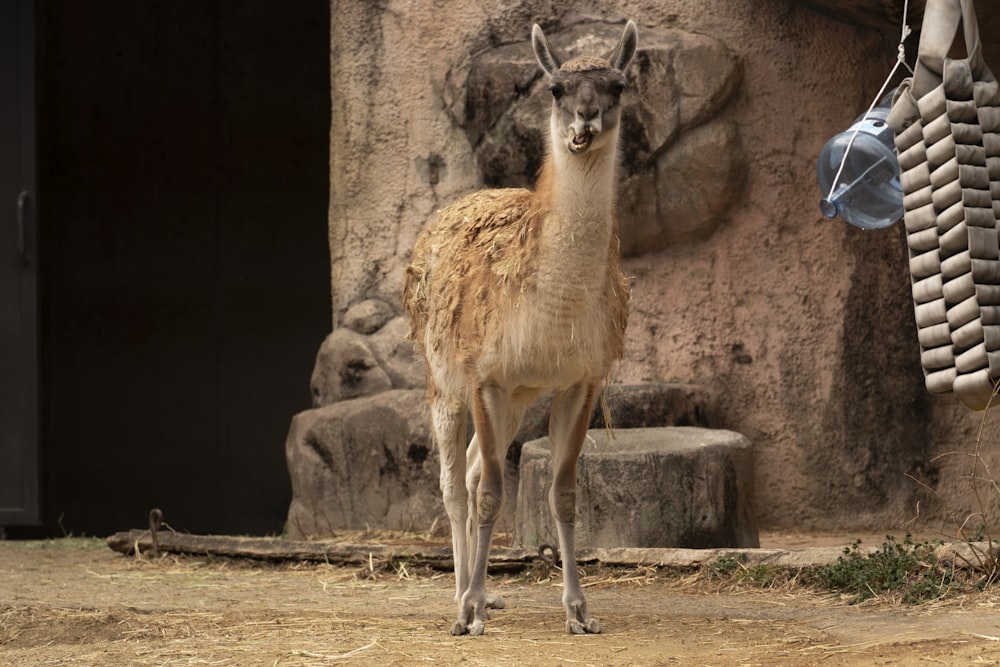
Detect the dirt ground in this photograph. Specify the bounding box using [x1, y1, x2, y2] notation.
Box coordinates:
[4, 537, 1000, 666]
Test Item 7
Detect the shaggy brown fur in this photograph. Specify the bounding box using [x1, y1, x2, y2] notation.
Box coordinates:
[403, 181, 629, 397]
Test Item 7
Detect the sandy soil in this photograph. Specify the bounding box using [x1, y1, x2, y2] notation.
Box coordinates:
[3, 537, 1000, 666]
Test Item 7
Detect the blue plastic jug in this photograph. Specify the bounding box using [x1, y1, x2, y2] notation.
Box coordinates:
[816, 90, 904, 230]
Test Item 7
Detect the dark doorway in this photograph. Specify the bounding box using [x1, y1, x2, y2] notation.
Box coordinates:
[14, 0, 331, 537]
[0, 0, 40, 528]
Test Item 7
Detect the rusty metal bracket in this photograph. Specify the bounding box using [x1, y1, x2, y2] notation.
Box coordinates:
[538, 542, 560, 566]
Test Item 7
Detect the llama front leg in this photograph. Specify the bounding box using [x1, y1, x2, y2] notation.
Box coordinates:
[549, 382, 602, 635]
[430, 398, 470, 605]
[453, 382, 519, 636]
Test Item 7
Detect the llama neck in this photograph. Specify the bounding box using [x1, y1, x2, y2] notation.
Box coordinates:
[532, 129, 619, 284]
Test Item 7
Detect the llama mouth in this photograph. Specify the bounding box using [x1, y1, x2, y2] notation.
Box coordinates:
[569, 130, 593, 153]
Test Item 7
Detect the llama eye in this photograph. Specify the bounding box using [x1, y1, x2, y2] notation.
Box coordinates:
[609, 82, 625, 99]
[549, 84, 564, 100]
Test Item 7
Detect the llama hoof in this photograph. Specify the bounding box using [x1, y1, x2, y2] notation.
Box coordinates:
[567, 617, 602, 635]
[450, 618, 487, 636]
[452, 596, 490, 636]
[486, 593, 506, 610]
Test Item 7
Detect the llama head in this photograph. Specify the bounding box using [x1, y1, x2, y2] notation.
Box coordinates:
[531, 20, 638, 155]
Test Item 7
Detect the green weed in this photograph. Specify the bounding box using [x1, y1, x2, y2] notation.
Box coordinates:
[807, 534, 954, 603]
[705, 534, 971, 603]
[708, 553, 787, 588]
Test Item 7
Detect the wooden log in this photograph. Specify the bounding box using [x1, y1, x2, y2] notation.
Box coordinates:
[106, 529, 885, 571]
[105, 530, 537, 570]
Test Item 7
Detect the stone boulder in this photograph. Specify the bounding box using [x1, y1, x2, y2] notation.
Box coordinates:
[309, 299, 424, 407]
[619, 120, 745, 250]
[516, 427, 758, 549]
[284, 389, 443, 538]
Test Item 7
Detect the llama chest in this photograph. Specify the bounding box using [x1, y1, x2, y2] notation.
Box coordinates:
[483, 278, 618, 389]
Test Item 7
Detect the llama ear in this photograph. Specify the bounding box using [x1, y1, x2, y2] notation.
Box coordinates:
[608, 20, 638, 72]
[532, 24, 560, 75]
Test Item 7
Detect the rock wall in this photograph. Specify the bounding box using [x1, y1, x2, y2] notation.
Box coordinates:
[322, 0, 1000, 534]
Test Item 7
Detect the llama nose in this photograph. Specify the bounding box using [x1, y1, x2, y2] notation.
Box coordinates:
[576, 107, 600, 131]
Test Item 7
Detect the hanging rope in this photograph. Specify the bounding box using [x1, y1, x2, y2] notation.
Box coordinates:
[825, 0, 915, 202]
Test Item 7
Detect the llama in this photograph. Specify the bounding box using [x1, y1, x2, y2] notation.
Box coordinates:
[403, 20, 636, 636]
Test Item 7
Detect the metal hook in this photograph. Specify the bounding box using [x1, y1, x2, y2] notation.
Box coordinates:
[148, 508, 164, 556]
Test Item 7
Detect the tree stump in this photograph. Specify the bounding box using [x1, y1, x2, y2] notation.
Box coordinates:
[516, 427, 758, 549]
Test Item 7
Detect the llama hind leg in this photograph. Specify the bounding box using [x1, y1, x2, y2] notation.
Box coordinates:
[430, 398, 470, 605]
[465, 440, 506, 612]
[453, 383, 521, 636]
[549, 382, 602, 635]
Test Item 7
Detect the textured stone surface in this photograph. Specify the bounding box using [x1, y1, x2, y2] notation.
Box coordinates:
[517, 383, 716, 444]
[516, 427, 758, 549]
[804, 0, 920, 28]
[342, 298, 395, 335]
[309, 312, 423, 407]
[619, 120, 744, 251]
[284, 390, 441, 538]
[325, 1, 1000, 535]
